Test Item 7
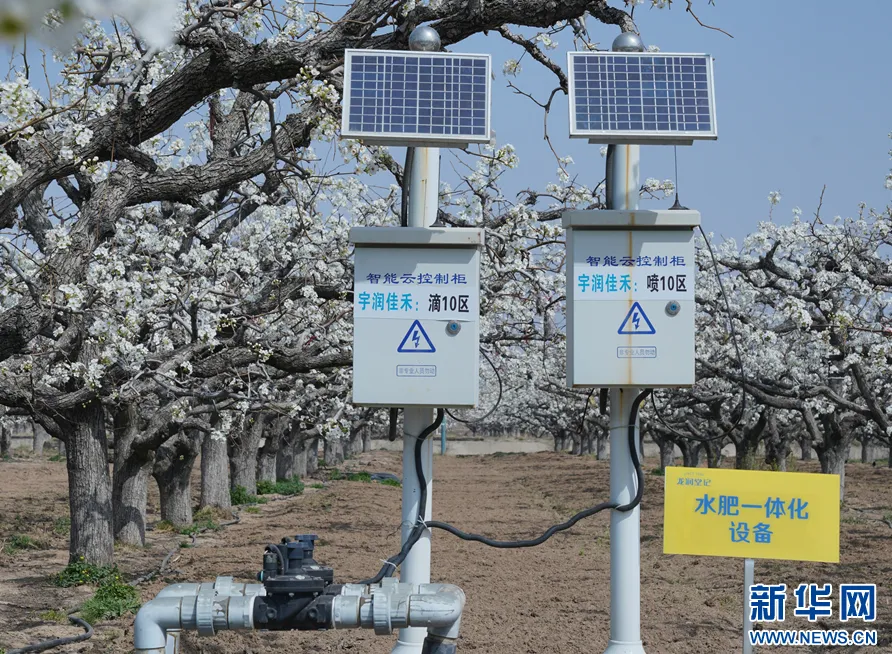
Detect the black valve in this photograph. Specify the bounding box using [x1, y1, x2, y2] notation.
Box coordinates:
[254, 534, 339, 631]
[258, 534, 333, 584]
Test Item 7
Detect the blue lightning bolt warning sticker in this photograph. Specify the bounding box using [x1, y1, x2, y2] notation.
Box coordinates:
[397, 320, 436, 353]
[617, 302, 656, 335]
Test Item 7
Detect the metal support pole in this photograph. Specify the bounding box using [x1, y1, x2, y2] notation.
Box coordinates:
[604, 388, 646, 654]
[395, 139, 439, 654]
[604, 35, 645, 649]
[393, 27, 446, 654]
[393, 407, 434, 654]
[743, 559, 754, 654]
[440, 417, 447, 455]
[604, 146, 645, 654]
[407, 146, 440, 227]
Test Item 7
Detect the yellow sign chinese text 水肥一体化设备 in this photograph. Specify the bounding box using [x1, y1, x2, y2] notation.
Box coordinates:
[663, 467, 840, 563]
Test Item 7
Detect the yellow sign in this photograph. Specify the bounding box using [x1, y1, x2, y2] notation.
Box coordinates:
[663, 467, 840, 563]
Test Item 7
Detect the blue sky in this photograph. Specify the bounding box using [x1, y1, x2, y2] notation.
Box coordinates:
[453, 0, 892, 243]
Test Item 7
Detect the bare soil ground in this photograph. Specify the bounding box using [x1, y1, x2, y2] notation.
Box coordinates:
[0, 451, 890, 654]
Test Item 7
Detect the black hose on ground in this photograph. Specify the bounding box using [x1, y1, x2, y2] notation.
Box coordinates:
[8, 615, 93, 654]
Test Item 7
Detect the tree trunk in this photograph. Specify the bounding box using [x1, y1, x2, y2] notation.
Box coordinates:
[200, 433, 231, 510]
[763, 413, 789, 472]
[112, 405, 153, 546]
[346, 431, 362, 458]
[294, 438, 309, 478]
[0, 422, 10, 458]
[658, 439, 675, 469]
[33, 424, 50, 454]
[362, 430, 372, 453]
[817, 444, 847, 502]
[596, 430, 608, 460]
[153, 431, 200, 527]
[800, 433, 813, 461]
[735, 441, 757, 470]
[817, 413, 851, 501]
[63, 401, 114, 565]
[704, 441, 723, 468]
[860, 435, 874, 464]
[257, 431, 279, 485]
[276, 428, 296, 481]
[323, 436, 344, 466]
[230, 413, 269, 495]
[306, 438, 319, 475]
[678, 440, 700, 468]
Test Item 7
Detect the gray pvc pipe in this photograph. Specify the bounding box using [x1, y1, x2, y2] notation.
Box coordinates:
[136, 579, 264, 654]
[332, 582, 464, 639]
[135, 579, 463, 653]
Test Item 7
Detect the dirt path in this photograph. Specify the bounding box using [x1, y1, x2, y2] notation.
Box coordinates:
[0, 452, 890, 653]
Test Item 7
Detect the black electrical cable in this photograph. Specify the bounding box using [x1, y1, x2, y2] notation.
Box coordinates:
[387, 407, 399, 441]
[356, 408, 444, 585]
[359, 390, 649, 577]
[427, 389, 652, 548]
[400, 147, 414, 227]
[650, 225, 748, 443]
[8, 616, 93, 654]
[265, 543, 286, 574]
[445, 349, 504, 424]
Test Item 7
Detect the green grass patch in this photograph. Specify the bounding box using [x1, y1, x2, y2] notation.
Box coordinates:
[244, 506, 261, 514]
[649, 467, 666, 477]
[230, 486, 268, 506]
[80, 579, 141, 624]
[53, 559, 121, 588]
[48, 453, 65, 462]
[156, 508, 224, 535]
[310, 483, 325, 489]
[39, 609, 68, 623]
[257, 476, 305, 496]
[328, 469, 398, 486]
[183, 507, 222, 534]
[3, 534, 44, 554]
[52, 516, 71, 536]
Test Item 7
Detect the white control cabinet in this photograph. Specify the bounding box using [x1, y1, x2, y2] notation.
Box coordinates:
[564, 210, 699, 388]
[351, 227, 484, 407]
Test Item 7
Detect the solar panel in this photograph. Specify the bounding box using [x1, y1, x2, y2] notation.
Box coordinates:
[568, 52, 717, 144]
[341, 49, 491, 147]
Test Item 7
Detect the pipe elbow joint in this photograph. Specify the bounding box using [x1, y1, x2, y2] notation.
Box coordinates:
[412, 584, 465, 639]
[134, 597, 186, 652]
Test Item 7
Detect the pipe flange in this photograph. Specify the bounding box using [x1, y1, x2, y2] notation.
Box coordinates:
[196, 586, 216, 636]
[372, 588, 392, 635]
[214, 576, 234, 597]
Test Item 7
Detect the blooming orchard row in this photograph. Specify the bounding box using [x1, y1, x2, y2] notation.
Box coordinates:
[0, 1, 888, 568]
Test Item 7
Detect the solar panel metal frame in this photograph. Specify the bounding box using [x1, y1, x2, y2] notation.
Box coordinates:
[341, 49, 492, 148]
[567, 51, 718, 145]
